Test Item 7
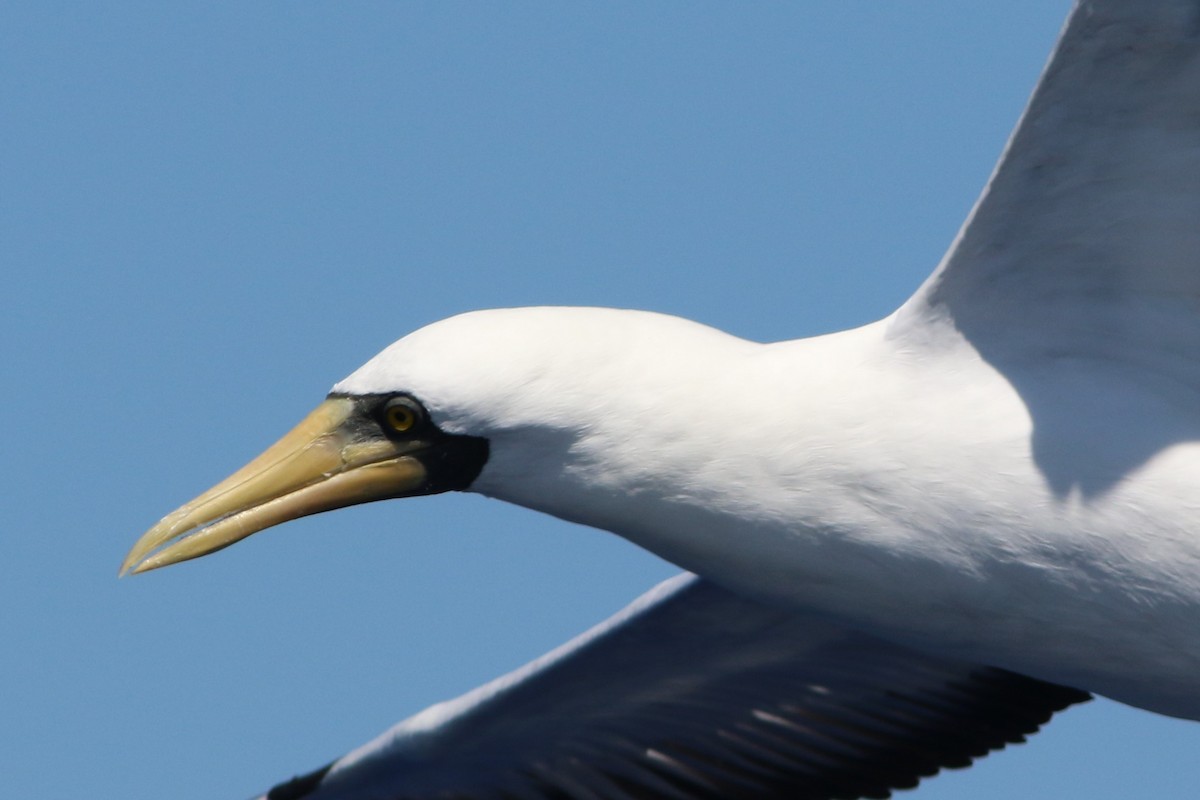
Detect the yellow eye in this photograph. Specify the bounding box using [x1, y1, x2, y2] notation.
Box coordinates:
[383, 400, 420, 433]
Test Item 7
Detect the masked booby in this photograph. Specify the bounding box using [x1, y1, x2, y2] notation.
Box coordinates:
[123, 1, 1200, 797]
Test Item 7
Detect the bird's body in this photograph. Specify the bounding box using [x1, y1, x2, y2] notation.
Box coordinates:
[341, 304, 1200, 720]
[123, 2, 1200, 798]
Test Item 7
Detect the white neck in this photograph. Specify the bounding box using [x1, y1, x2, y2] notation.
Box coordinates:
[469, 320, 938, 607]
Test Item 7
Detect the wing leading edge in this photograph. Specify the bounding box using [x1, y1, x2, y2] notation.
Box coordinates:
[894, 0, 1200, 380]
[262, 574, 1088, 800]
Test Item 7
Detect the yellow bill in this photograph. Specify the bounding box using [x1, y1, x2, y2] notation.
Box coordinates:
[121, 397, 429, 575]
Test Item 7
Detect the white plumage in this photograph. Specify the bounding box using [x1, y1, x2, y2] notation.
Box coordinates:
[329, 289, 1200, 718]
[126, 2, 1200, 798]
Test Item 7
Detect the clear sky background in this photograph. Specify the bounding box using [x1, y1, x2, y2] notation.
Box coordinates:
[6, 3, 1200, 798]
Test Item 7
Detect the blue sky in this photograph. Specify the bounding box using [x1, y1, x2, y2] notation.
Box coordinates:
[5, 2, 1200, 798]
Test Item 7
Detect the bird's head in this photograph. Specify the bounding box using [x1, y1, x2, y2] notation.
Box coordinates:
[121, 307, 747, 575]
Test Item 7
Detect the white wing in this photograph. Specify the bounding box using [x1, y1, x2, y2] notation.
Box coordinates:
[261, 575, 1086, 800]
[893, 0, 1200, 381]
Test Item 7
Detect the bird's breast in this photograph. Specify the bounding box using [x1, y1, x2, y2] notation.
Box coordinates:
[474, 332, 1200, 718]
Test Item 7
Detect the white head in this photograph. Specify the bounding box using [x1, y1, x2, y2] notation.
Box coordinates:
[124, 307, 756, 574]
[334, 306, 754, 513]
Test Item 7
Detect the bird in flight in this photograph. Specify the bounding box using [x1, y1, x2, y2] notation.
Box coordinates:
[123, 2, 1200, 798]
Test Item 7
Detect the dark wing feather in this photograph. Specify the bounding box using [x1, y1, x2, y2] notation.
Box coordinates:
[260, 574, 1088, 800]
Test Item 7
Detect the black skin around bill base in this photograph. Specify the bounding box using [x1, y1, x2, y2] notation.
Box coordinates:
[329, 392, 489, 494]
